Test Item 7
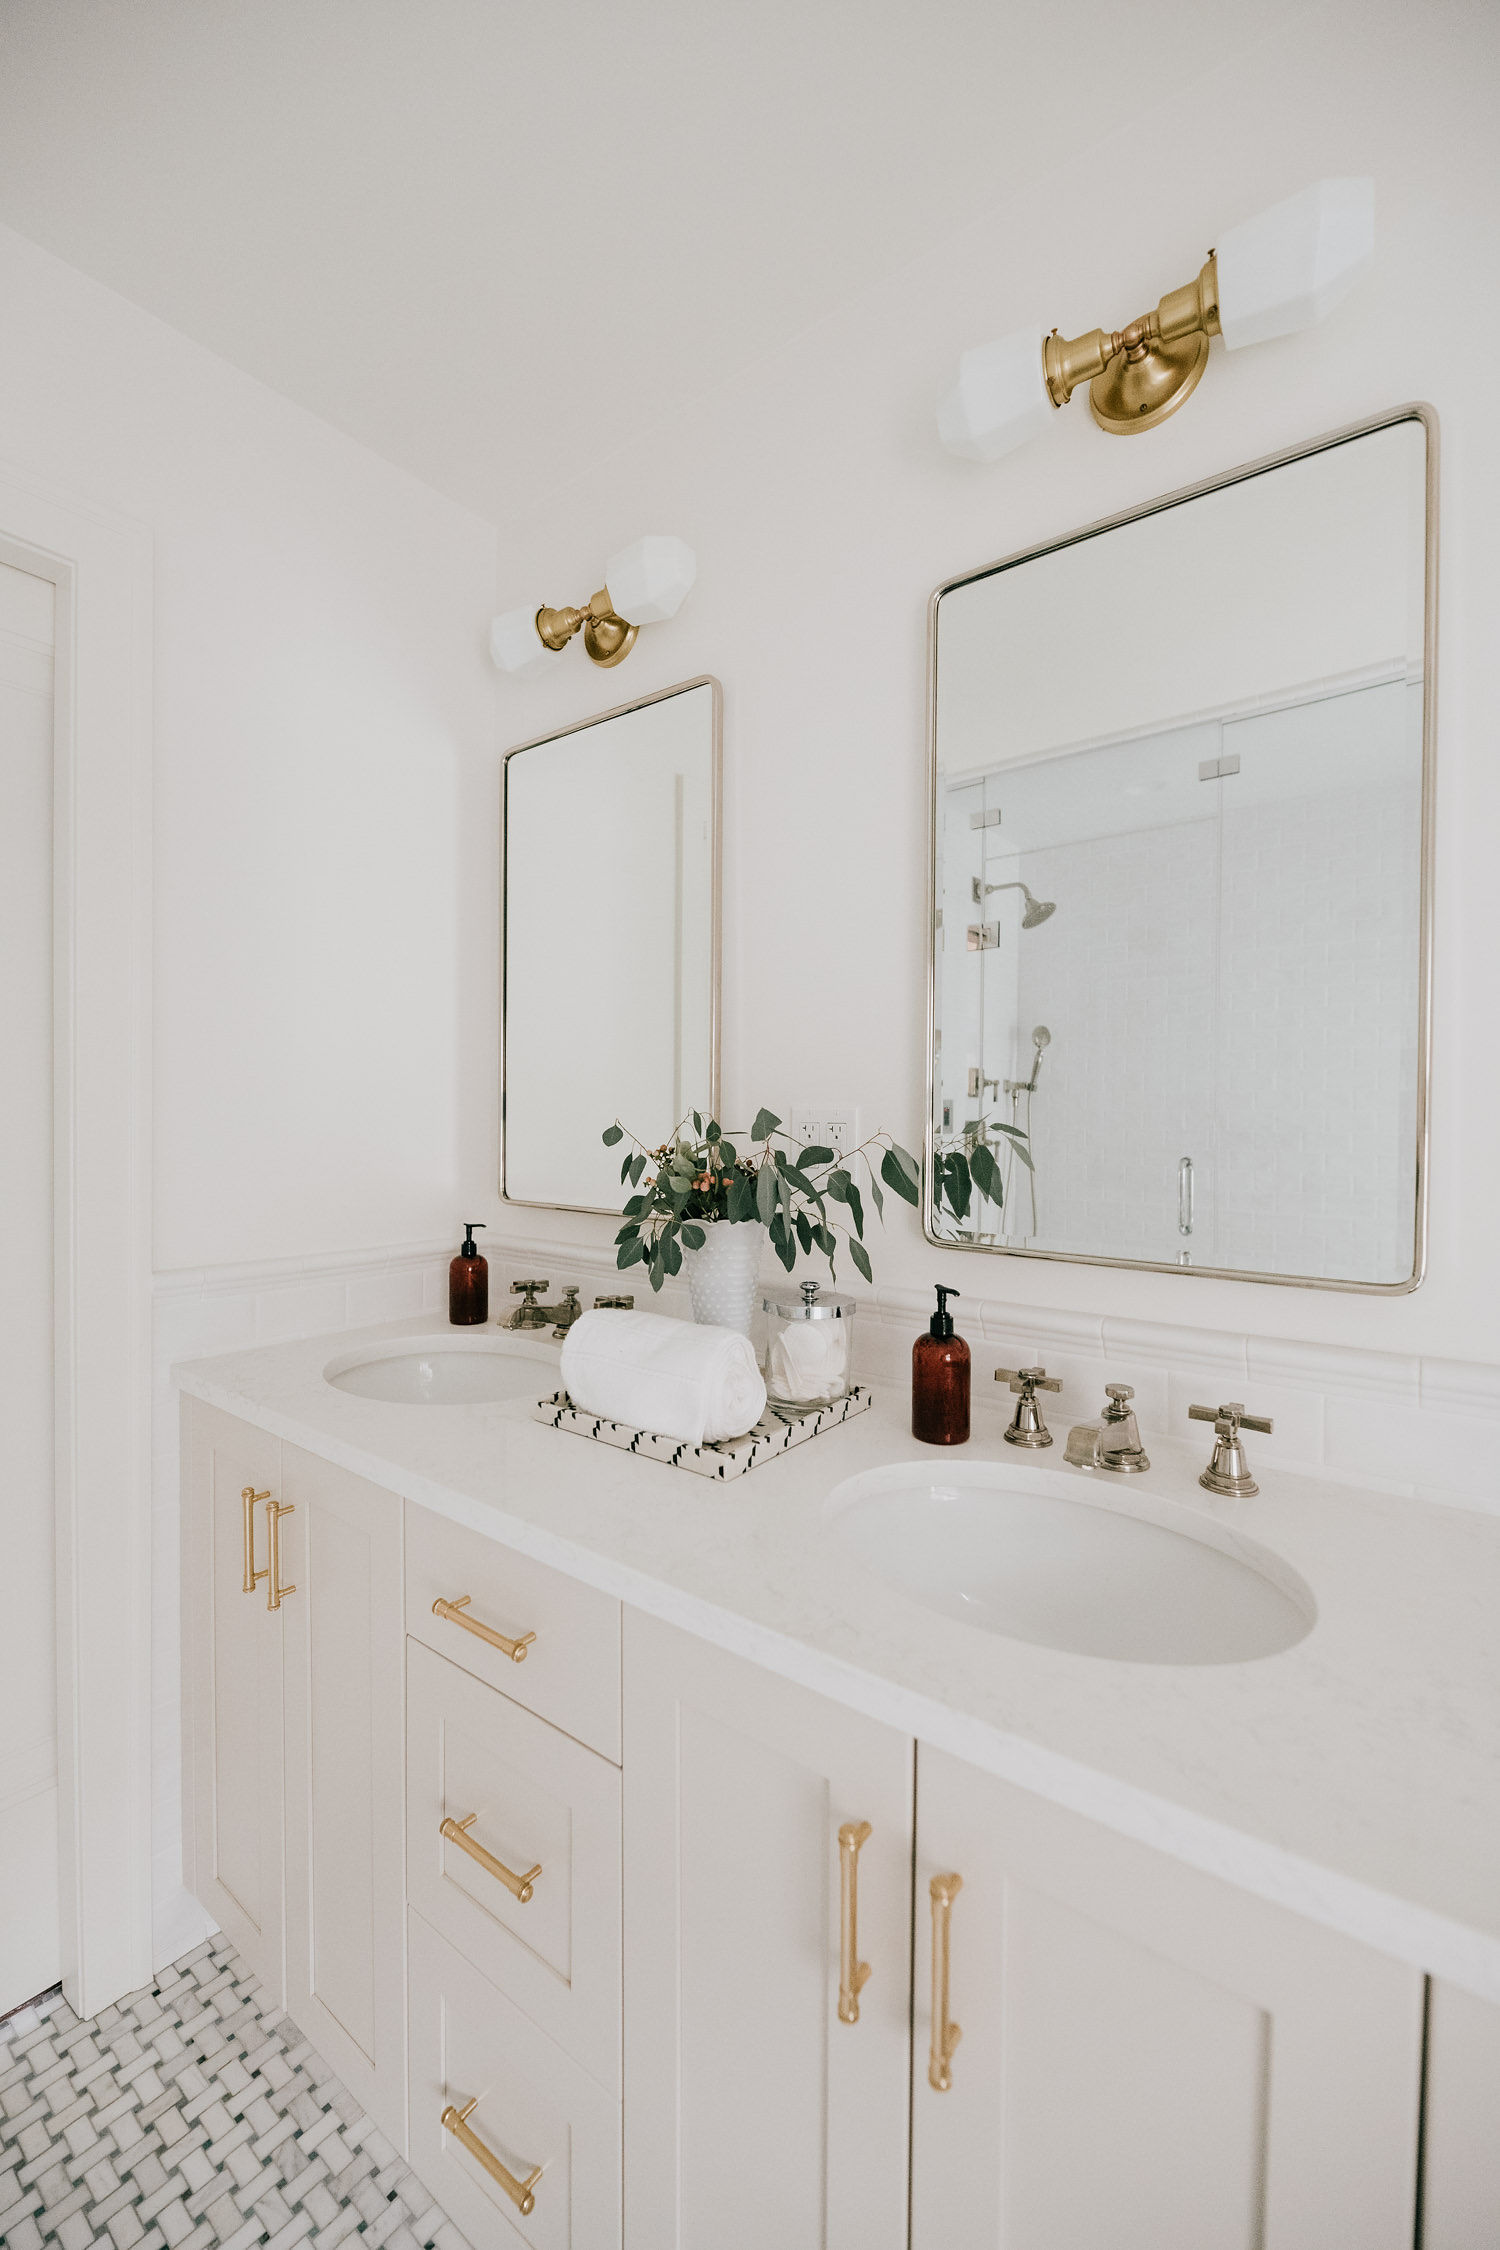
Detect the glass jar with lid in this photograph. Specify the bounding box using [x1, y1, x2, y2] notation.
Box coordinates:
[762, 1279, 857, 1409]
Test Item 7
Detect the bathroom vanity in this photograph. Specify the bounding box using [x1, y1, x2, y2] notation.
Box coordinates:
[178, 1319, 1500, 2249]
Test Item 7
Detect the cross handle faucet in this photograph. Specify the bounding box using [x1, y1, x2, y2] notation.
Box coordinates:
[996, 1365, 1061, 1449]
[1188, 1402, 1274, 1498]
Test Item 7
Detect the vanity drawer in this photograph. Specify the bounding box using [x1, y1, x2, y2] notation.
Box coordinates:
[406, 1502, 621, 1762]
[407, 1908, 621, 2250]
[407, 1640, 621, 2089]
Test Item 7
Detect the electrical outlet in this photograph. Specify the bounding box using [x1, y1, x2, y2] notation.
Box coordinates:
[790, 1106, 860, 1159]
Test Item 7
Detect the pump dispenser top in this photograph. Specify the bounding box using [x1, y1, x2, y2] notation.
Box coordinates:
[450, 1222, 489, 1326]
[912, 1282, 970, 1445]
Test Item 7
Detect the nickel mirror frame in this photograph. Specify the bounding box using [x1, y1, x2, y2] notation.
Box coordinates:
[500, 671, 723, 1214]
[922, 404, 1438, 1294]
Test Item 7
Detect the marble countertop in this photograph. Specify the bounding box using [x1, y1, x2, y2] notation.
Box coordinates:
[176, 1316, 1500, 2001]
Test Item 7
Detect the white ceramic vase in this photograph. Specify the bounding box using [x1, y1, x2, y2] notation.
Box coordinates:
[684, 1220, 766, 1336]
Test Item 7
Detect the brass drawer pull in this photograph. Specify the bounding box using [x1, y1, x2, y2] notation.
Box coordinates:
[433, 1593, 535, 1664]
[441, 2096, 542, 2215]
[241, 1487, 269, 1596]
[929, 1871, 963, 2092]
[266, 1500, 296, 1612]
[440, 1813, 542, 1904]
[837, 1820, 873, 2024]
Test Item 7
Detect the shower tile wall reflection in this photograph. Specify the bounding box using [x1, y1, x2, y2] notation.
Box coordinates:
[930, 416, 1429, 1288]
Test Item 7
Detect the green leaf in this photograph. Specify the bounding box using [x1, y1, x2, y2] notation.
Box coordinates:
[756, 1165, 777, 1227]
[750, 1107, 781, 1142]
[969, 1141, 1004, 1206]
[620, 1153, 633, 1184]
[774, 1227, 797, 1272]
[890, 1142, 922, 1190]
[728, 1173, 756, 1223]
[614, 1220, 640, 1244]
[846, 1180, 865, 1238]
[815, 1224, 836, 1259]
[705, 1120, 721, 1143]
[800, 1144, 835, 1168]
[778, 1162, 821, 1200]
[661, 1233, 683, 1277]
[942, 1151, 972, 1222]
[630, 1152, 646, 1186]
[602, 1123, 624, 1147]
[881, 1146, 921, 1208]
[718, 1139, 737, 1167]
[769, 1210, 788, 1251]
[1004, 1136, 1035, 1173]
[866, 1163, 884, 1218]
[692, 1110, 702, 1135]
[622, 1194, 647, 1218]
[795, 1211, 813, 1255]
[680, 1223, 706, 1249]
[618, 1235, 646, 1268]
[825, 1168, 851, 1203]
[849, 1239, 873, 1284]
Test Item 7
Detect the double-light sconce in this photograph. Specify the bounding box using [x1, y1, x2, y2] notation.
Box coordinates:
[489, 534, 697, 676]
[938, 177, 1374, 462]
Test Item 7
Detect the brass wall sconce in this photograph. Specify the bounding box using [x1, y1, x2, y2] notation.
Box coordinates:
[939, 177, 1374, 461]
[489, 534, 697, 676]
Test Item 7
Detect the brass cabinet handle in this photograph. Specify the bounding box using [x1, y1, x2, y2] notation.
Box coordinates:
[441, 2096, 542, 2215]
[837, 1820, 873, 2024]
[432, 1593, 535, 1664]
[928, 1872, 963, 2092]
[265, 1500, 296, 1611]
[440, 1813, 542, 1904]
[241, 1487, 270, 1596]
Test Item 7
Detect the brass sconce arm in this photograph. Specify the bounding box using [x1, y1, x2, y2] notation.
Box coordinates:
[534, 585, 639, 668]
[1043, 255, 1221, 433]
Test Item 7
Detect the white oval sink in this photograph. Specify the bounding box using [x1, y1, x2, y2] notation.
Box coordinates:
[826, 1461, 1314, 1666]
[323, 1336, 552, 1406]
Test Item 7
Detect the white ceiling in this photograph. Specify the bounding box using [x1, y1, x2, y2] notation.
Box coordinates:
[0, 0, 1254, 528]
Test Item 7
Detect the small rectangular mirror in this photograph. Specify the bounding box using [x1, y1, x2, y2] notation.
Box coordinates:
[503, 676, 721, 1210]
[927, 411, 1434, 1290]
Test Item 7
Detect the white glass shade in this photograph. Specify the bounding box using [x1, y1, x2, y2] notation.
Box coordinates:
[1216, 177, 1374, 352]
[488, 604, 550, 676]
[937, 328, 1053, 462]
[604, 534, 697, 624]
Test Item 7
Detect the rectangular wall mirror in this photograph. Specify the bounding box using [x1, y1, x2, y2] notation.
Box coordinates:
[927, 409, 1434, 1291]
[503, 675, 721, 1211]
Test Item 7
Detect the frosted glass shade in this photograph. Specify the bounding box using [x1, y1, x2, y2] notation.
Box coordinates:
[489, 604, 550, 676]
[604, 535, 697, 624]
[938, 329, 1053, 461]
[1217, 178, 1374, 352]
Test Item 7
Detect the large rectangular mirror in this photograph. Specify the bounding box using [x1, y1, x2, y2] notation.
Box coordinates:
[503, 675, 720, 1210]
[927, 410, 1434, 1290]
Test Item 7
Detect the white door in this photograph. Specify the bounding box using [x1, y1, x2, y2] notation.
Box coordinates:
[281, 1445, 408, 2147]
[622, 1610, 913, 2250]
[0, 555, 59, 2015]
[183, 1400, 286, 2001]
[911, 1746, 1423, 2250]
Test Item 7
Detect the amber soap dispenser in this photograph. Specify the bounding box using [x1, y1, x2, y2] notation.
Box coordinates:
[912, 1284, 970, 1445]
[449, 1222, 488, 1326]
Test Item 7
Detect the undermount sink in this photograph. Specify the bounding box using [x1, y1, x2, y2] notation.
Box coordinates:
[323, 1336, 551, 1406]
[826, 1461, 1315, 1666]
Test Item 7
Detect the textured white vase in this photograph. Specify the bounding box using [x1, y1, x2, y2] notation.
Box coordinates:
[684, 1221, 766, 1336]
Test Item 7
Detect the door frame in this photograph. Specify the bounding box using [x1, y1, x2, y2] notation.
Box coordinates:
[1, 463, 154, 2020]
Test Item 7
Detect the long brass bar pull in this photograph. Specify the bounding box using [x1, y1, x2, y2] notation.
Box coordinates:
[929, 1872, 963, 2092]
[440, 2097, 542, 2216]
[265, 1500, 296, 1612]
[440, 1813, 542, 1904]
[837, 1820, 873, 2024]
[241, 1488, 269, 1596]
[432, 1593, 535, 1664]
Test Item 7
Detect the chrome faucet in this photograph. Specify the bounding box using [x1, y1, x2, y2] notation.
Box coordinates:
[504, 1280, 551, 1330]
[995, 1365, 1061, 1448]
[1065, 1382, 1149, 1472]
[1188, 1402, 1273, 1497]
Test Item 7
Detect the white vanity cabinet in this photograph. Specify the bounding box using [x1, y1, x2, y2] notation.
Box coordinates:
[1421, 1981, 1500, 2247]
[620, 1611, 915, 2250]
[910, 1746, 1424, 2250]
[181, 1400, 409, 2147]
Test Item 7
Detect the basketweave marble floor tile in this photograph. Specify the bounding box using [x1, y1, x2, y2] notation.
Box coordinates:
[0, 1936, 470, 2250]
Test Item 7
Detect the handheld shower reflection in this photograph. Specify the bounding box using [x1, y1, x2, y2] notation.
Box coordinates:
[984, 879, 1057, 927]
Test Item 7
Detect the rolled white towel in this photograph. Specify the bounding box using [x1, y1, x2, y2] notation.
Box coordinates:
[559, 1308, 767, 1446]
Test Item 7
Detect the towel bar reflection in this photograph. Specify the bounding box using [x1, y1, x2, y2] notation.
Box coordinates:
[1178, 1156, 1194, 1237]
[433, 1593, 536, 1664]
[440, 2097, 542, 2216]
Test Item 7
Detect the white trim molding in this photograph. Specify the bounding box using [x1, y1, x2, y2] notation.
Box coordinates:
[1, 460, 155, 2020]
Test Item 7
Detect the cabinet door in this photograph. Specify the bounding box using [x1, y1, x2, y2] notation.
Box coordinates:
[912, 1747, 1423, 2250]
[182, 1400, 285, 2001]
[622, 1610, 913, 2250]
[1422, 1980, 1500, 2247]
[281, 1444, 407, 2147]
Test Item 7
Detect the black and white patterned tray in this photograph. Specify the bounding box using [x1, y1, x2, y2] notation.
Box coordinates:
[531, 1384, 873, 1480]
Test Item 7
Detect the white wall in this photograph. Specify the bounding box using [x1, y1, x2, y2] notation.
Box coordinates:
[0, 221, 498, 1274]
[469, 0, 1500, 1371]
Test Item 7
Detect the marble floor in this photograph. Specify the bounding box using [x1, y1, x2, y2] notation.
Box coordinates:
[0, 1937, 466, 2250]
